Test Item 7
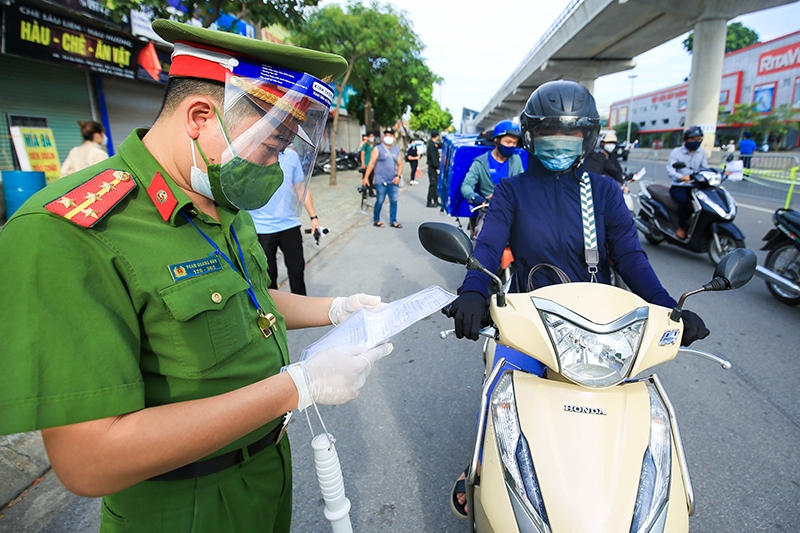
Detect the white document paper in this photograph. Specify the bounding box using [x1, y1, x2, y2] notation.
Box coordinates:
[725, 159, 744, 181]
[301, 285, 457, 361]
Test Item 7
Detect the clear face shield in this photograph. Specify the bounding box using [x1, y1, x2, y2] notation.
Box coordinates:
[218, 58, 333, 212]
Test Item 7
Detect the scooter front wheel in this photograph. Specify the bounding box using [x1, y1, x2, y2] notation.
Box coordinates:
[764, 243, 800, 305]
[708, 234, 744, 265]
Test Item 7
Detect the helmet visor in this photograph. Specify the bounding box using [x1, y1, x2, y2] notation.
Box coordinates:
[220, 58, 333, 212]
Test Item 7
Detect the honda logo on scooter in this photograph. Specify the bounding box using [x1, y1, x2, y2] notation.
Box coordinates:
[564, 405, 607, 415]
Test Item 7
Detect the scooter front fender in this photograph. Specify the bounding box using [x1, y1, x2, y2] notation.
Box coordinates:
[711, 221, 746, 242]
[474, 375, 689, 533]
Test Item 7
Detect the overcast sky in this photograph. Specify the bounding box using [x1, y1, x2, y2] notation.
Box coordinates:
[319, 0, 800, 122]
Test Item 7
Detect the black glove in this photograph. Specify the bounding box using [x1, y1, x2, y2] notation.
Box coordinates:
[451, 291, 489, 341]
[468, 193, 485, 205]
[680, 309, 709, 346]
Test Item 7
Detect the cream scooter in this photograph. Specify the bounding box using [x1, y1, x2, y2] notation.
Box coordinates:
[418, 222, 756, 533]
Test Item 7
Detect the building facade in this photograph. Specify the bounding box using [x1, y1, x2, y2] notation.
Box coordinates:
[609, 30, 800, 149]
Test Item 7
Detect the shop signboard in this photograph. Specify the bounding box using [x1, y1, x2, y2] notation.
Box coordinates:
[9, 126, 62, 183]
[5, 0, 139, 79]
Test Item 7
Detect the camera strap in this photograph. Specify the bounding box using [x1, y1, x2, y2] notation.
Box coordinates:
[580, 172, 599, 282]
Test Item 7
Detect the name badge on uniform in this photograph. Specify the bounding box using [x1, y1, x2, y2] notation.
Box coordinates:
[168, 254, 223, 281]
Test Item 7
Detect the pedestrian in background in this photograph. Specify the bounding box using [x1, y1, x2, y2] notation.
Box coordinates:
[738, 131, 757, 168]
[249, 148, 322, 296]
[365, 128, 403, 228]
[360, 130, 377, 197]
[60, 120, 108, 177]
[426, 130, 441, 207]
[406, 139, 420, 185]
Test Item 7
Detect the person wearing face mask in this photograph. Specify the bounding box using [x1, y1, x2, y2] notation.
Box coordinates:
[0, 20, 394, 533]
[447, 80, 708, 520]
[60, 120, 109, 177]
[585, 130, 624, 185]
[364, 128, 404, 228]
[666, 126, 708, 239]
[460, 120, 524, 239]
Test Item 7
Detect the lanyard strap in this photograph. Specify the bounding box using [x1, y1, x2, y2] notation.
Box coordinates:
[580, 172, 599, 282]
[180, 211, 263, 313]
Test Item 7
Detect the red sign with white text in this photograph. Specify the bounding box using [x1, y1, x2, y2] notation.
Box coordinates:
[759, 42, 800, 76]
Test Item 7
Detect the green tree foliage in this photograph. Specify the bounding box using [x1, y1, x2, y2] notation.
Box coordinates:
[683, 22, 759, 54]
[614, 122, 638, 143]
[292, 1, 436, 184]
[409, 85, 453, 132]
[109, 0, 317, 29]
[721, 103, 761, 141]
[755, 105, 798, 148]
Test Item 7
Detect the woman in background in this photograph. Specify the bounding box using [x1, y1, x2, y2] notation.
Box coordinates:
[60, 121, 108, 177]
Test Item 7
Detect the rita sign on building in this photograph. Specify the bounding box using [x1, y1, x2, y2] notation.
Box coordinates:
[5, 0, 138, 79]
[759, 42, 800, 76]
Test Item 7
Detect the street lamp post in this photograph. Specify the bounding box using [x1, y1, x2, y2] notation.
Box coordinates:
[626, 74, 637, 147]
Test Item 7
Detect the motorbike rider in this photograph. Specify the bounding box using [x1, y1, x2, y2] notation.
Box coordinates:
[667, 126, 708, 239]
[448, 80, 709, 517]
[460, 120, 525, 238]
[585, 130, 624, 185]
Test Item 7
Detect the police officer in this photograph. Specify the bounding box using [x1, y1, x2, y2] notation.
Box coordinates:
[448, 79, 709, 519]
[0, 20, 391, 532]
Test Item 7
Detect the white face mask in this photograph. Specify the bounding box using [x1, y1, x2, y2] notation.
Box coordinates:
[100, 135, 108, 147]
[603, 142, 616, 153]
[383, 136, 394, 146]
[190, 137, 214, 201]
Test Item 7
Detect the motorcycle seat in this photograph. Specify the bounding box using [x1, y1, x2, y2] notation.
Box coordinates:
[646, 184, 683, 228]
[777, 209, 800, 232]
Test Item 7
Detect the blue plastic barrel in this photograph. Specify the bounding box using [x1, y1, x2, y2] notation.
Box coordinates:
[2, 170, 47, 218]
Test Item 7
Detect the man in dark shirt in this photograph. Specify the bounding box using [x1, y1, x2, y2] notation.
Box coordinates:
[426, 131, 441, 207]
[585, 131, 624, 184]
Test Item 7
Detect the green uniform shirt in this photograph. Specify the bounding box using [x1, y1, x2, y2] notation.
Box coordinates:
[0, 129, 289, 457]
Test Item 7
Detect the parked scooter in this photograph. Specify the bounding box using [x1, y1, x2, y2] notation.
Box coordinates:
[754, 208, 800, 305]
[635, 161, 745, 264]
[418, 222, 756, 533]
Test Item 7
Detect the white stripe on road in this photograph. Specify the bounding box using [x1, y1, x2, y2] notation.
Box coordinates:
[737, 202, 778, 214]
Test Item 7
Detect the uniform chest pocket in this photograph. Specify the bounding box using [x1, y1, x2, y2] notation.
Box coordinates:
[159, 269, 255, 378]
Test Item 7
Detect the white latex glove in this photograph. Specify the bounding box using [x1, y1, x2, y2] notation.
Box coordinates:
[283, 343, 393, 411]
[329, 293, 383, 325]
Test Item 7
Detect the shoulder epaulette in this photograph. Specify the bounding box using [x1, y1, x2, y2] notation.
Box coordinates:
[44, 169, 136, 228]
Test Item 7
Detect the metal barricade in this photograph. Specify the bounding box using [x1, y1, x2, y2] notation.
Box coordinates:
[715, 153, 798, 208]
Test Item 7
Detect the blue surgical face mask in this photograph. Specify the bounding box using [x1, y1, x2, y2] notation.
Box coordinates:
[497, 143, 516, 158]
[685, 141, 701, 151]
[534, 135, 584, 172]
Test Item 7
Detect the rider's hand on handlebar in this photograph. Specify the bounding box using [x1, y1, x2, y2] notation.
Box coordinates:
[680, 309, 709, 346]
[468, 193, 486, 206]
[451, 291, 489, 341]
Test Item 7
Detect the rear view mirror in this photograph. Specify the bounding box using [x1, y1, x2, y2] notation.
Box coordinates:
[418, 222, 473, 265]
[710, 248, 757, 290]
[672, 161, 687, 170]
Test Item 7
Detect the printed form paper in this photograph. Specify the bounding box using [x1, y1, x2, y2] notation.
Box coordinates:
[301, 285, 457, 361]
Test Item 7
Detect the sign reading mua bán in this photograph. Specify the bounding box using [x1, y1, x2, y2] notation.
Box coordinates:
[5, 1, 138, 79]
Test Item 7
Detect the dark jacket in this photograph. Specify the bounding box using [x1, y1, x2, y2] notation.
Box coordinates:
[460, 159, 677, 308]
[585, 149, 624, 184]
[426, 139, 440, 171]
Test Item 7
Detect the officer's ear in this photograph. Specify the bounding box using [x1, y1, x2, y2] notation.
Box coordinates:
[184, 97, 219, 140]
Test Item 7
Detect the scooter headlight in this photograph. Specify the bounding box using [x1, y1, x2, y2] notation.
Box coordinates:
[535, 300, 648, 388]
[630, 381, 672, 533]
[491, 372, 551, 533]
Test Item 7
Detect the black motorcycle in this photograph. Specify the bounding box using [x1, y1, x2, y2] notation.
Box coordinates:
[758, 208, 800, 305]
[635, 161, 745, 264]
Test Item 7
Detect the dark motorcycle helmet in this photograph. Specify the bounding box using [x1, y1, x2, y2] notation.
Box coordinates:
[683, 125, 704, 140]
[520, 80, 600, 165]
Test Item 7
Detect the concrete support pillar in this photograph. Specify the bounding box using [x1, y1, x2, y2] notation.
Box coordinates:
[685, 17, 727, 150]
[579, 77, 596, 96]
